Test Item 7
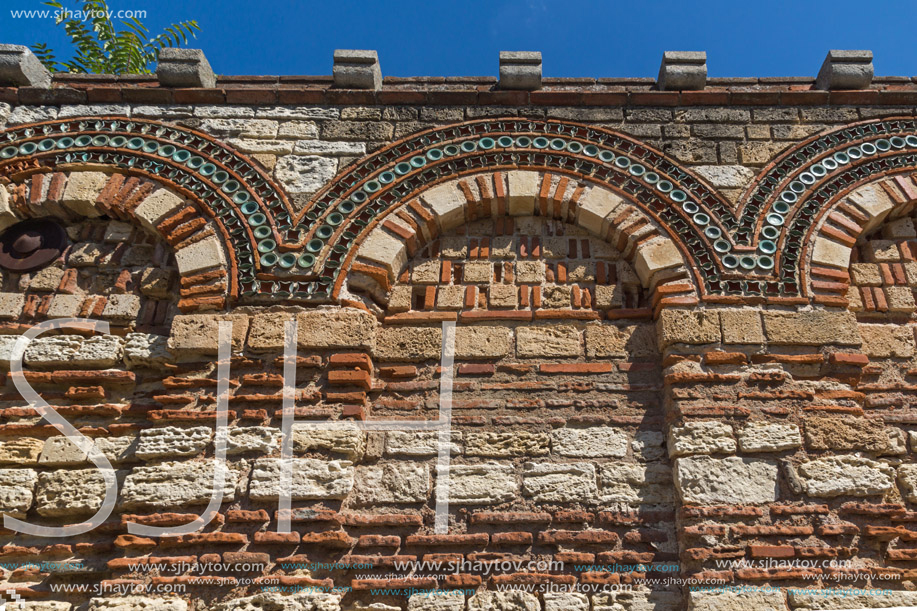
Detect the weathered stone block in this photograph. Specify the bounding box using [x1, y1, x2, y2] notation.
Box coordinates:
[674, 456, 778, 504]
[657, 309, 720, 349]
[133, 188, 184, 230]
[120, 461, 236, 509]
[352, 463, 429, 504]
[688, 589, 785, 611]
[135, 426, 212, 460]
[522, 462, 597, 503]
[223, 427, 280, 455]
[293, 426, 364, 460]
[719, 309, 764, 344]
[298, 309, 376, 351]
[443, 463, 517, 505]
[599, 463, 674, 504]
[0, 468, 37, 517]
[168, 314, 249, 355]
[858, 323, 916, 357]
[88, 597, 188, 611]
[668, 421, 736, 457]
[551, 427, 628, 458]
[421, 182, 466, 231]
[634, 238, 682, 285]
[375, 326, 440, 362]
[123, 333, 172, 369]
[516, 325, 582, 358]
[249, 458, 354, 501]
[468, 590, 539, 611]
[762, 310, 860, 346]
[157, 48, 216, 88]
[408, 591, 465, 611]
[738, 422, 801, 452]
[385, 431, 462, 456]
[898, 464, 917, 502]
[455, 326, 513, 359]
[0, 438, 43, 465]
[61, 172, 108, 217]
[787, 588, 917, 610]
[585, 323, 657, 358]
[506, 171, 539, 216]
[797, 456, 895, 497]
[465, 432, 549, 457]
[36, 468, 111, 517]
[804, 416, 888, 452]
[576, 187, 626, 236]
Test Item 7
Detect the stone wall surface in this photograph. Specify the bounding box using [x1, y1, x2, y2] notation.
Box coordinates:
[0, 73, 914, 611]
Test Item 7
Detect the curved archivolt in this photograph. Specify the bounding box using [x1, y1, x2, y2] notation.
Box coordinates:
[4, 116, 917, 305]
[341, 169, 697, 308]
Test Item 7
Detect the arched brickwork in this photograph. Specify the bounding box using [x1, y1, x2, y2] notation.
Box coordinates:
[342, 171, 695, 312]
[3, 170, 231, 312]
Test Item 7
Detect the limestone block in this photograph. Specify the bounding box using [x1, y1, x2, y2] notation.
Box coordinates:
[576, 186, 625, 236]
[36, 468, 111, 517]
[465, 432, 549, 457]
[738, 422, 801, 452]
[135, 426, 212, 460]
[898, 464, 917, 502]
[47, 294, 82, 318]
[516, 325, 582, 358]
[804, 416, 888, 452]
[552, 427, 628, 458]
[599, 463, 674, 504]
[585, 323, 657, 358]
[594, 591, 681, 611]
[74, 335, 124, 367]
[515, 260, 543, 283]
[358, 228, 407, 279]
[634, 238, 682, 285]
[61, 172, 108, 217]
[211, 591, 340, 611]
[223, 427, 280, 455]
[274, 154, 337, 195]
[657, 309, 720, 349]
[848, 183, 895, 232]
[858, 323, 916, 357]
[168, 314, 249, 355]
[506, 171, 539, 216]
[385, 431, 462, 456]
[120, 461, 236, 509]
[632, 430, 666, 461]
[444, 463, 517, 505]
[787, 588, 917, 610]
[543, 593, 588, 611]
[463, 261, 492, 283]
[488, 284, 517, 308]
[693, 165, 755, 189]
[468, 590, 539, 611]
[0, 438, 43, 465]
[668, 421, 736, 457]
[593, 284, 624, 309]
[133, 188, 184, 231]
[762, 310, 860, 346]
[674, 456, 778, 504]
[797, 456, 895, 497]
[541, 285, 571, 307]
[293, 426, 364, 460]
[246, 312, 295, 351]
[40, 436, 90, 466]
[0, 468, 37, 517]
[455, 326, 513, 359]
[21, 602, 73, 611]
[375, 326, 440, 362]
[23, 335, 82, 367]
[298, 309, 376, 351]
[352, 463, 429, 504]
[687, 589, 786, 611]
[87, 597, 189, 611]
[0, 292, 24, 319]
[811, 236, 851, 269]
[408, 591, 465, 611]
[102, 294, 141, 321]
[421, 182, 466, 231]
[522, 462, 597, 503]
[174, 234, 226, 275]
[719, 309, 764, 344]
[436, 285, 464, 310]
[123, 333, 172, 369]
[249, 458, 354, 501]
[96, 437, 137, 464]
[157, 48, 216, 88]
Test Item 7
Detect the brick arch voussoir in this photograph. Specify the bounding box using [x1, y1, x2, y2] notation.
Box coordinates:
[806, 172, 917, 307]
[340, 168, 698, 315]
[2, 168, 233, 312]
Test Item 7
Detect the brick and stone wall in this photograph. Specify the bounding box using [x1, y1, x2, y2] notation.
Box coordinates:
[0, 60, 916, 611]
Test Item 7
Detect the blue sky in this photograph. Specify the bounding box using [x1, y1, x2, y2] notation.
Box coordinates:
[4, 0, 917, 78]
